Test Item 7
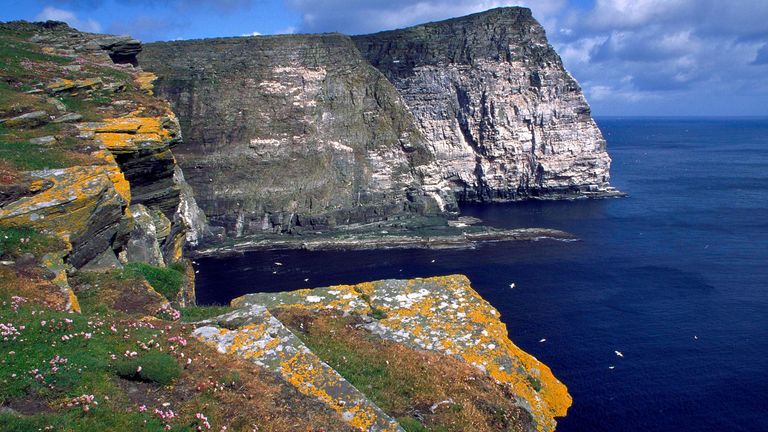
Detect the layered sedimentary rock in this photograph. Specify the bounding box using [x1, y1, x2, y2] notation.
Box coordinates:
[140, 7, 617, 242]
[141, 35, 453, 238]
[0, 21, 206, 269]
[354, 7, 616, 201]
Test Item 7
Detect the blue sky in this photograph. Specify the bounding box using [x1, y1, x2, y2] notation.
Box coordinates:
[2, 0, 767, 116]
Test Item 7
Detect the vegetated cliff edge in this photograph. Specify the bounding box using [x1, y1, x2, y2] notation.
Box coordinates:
[141, 6, 620, 242]
[0, 21, 205, 307]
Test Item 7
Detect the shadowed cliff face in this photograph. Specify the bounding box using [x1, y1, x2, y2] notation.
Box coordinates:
[354, 7, 615, 201]
[141, 7, 617, 241]
[141, 34, 454, 238]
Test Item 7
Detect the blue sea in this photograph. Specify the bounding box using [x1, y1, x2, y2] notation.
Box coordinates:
[195, 118, 768, 432]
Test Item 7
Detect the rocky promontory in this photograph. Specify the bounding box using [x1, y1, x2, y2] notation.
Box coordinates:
[197, 275, 571, 432]
[355, 7, 620, 202]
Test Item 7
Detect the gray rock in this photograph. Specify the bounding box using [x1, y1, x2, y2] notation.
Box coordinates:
[354, 7, 617, 201]
[139, 7, 619, 244]
[2, 111, 49, 128]
[94, 35, 142, 65]
[124, 204, 165, 267]
[141, 34, 451, 239]
[29, 135, 57, 146]
[52, 112, 83, 123]
[80, 248, 122, 272]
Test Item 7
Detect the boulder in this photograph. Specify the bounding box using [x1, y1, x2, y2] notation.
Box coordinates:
[124, 204, 165, 267]
[2, 111, 49, 128]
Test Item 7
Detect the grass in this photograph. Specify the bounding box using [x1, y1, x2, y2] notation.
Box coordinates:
[124, 262, 185, 301]
[0, 288, 190, 431]
[275, 308, 533, 432]
[0, 227, 65, 258]
[114, 352, 181, 385]
[0, 81, 47, 117]
[0, 286, 355, 432]
[398, 416, 430, 432]
[0, 139, 89, 171]
[0, 35, 73, 78]
[179, 305, 234, 322]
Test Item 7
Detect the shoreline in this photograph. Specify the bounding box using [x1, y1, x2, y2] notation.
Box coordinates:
[189, 227, 578, 258]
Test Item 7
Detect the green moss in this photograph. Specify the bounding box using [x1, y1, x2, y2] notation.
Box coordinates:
[179, 305, 233, 322]
[398, 417, 429, 432]
[526, 376, 542, 392]
[124, 262, 184, 301]
[114, 352, 181, 385]
[0, 227, 65, 258]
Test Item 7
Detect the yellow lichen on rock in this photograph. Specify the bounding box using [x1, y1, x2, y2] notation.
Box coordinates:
[193, 305, 404, 432]
[233, 275, 572, 432]
[0, 166, 128, 238]
[80, 116, 174, 153]
[135, 72, 157, 94]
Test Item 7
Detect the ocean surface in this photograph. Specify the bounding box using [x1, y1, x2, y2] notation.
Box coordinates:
[194, 118, 768, 432]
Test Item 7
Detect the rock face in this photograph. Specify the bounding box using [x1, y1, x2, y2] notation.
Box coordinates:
[0, 21, 207, 269]
[141, 35, 453, 238]
[354, 7, 616, 201]
[140, 7, 618, 242]
[0, 166, 131, 269]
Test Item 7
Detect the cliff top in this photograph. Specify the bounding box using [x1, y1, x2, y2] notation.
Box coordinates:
[354, 6, 555, 69]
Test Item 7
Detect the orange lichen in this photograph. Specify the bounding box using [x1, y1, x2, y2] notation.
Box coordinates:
[233, 275, 572, 431]
[135, 72, 157, 94]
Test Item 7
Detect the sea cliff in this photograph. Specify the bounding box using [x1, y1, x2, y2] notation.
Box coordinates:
[0, 10, 587, 431]
[140, 6, 620, 242]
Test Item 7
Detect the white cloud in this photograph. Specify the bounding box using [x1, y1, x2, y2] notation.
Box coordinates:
[285, 0, 566, 35]
[241, 31, 262, 36]
[275, 26, 297, 35]
[35, 6, 102, 33]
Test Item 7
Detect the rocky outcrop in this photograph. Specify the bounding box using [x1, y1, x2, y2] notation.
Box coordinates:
[194, 305, 403, 432]
[0, 166, 131, 268]
[141, 35, 453, 239]
[205, 275, 570, 432]
[354, 7, 618, 201]
[0, 21, 206, 270]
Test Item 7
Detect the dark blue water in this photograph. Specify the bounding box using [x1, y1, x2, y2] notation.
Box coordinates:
[195, 118, 768, 432]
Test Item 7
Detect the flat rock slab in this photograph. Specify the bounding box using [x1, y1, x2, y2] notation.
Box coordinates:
[234, 274, 572, 432]
[193, 305, 403, 432]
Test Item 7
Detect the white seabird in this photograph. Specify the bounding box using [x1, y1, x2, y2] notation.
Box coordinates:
[615, 350, 624, 357]
[509, 283, 516, 289]
[539, 338, 546, 343]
